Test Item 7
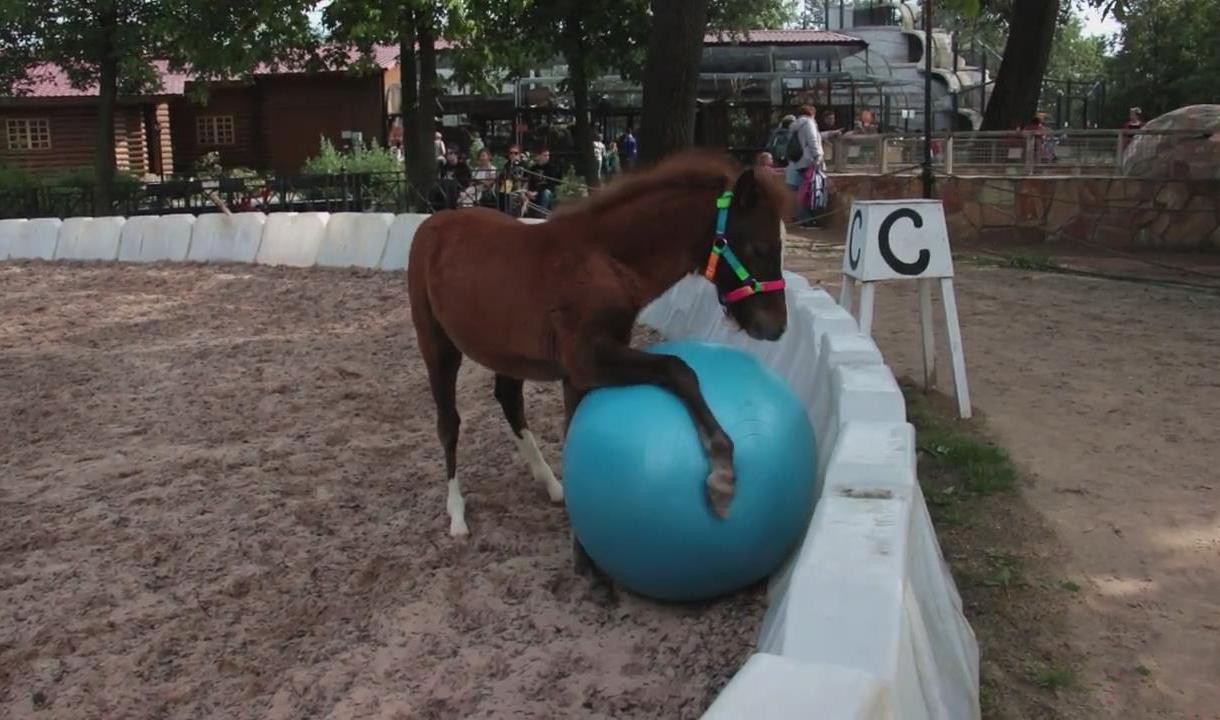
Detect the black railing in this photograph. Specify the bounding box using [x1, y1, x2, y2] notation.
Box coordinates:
[0, 171, 418, 220]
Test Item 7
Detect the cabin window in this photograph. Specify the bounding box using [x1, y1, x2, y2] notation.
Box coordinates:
[5, 118, 52, 150]
[196, 115, 235, 146]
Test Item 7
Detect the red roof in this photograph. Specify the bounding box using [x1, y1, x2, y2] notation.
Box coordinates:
[11, 60, 191, 98]
[4, 44, 407, 100]
[704, 29, 867, 45]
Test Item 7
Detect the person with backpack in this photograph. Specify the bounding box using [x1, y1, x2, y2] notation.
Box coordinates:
[784, 105, 824, 225]
[765, 114, 796, 166]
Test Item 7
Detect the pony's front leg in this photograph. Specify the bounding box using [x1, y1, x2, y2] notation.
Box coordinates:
[565, 340, 737, 518]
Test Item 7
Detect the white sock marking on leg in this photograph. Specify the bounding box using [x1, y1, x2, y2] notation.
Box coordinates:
[447, 474, 468, 536]
[515, 429, 564, 503]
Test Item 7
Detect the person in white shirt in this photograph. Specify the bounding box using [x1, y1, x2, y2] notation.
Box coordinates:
[592, 136, 605, 181]
[783, 105, 825, 225]
[784, 105, 823, 190]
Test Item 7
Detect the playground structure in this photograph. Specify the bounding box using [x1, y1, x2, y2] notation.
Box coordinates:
[0, 210, 980, 718]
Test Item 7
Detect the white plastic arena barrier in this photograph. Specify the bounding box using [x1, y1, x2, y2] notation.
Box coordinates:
[3, 217, 62, 260]
[639, 273, 980, 720]
[316, 212, 393, 268]
[118, 214, 195, 263]
[54, 216, 126, 261]
[382, 213, 429, 271]
[256, 212, 330, 267]
[0, 218, 24, 259]
[188, 212, 266, 263]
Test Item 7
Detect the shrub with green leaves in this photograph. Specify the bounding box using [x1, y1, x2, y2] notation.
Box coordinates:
[299, 136, 406, 211]
[556, 166, 588, 204]
[301, 136, 402, 176]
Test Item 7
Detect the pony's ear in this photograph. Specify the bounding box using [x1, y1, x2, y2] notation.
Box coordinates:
[731, 167, 760, 210]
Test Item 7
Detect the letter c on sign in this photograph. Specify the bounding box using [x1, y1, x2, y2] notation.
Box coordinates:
[847, 209, 863, 270]
[878, 208, 930, 276]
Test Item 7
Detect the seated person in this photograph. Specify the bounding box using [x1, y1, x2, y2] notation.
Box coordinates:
[527, 148, 562, 213]
[496, 145, 530, 216]
[438, 150, 463, 179]
[464, 149, 499, 208]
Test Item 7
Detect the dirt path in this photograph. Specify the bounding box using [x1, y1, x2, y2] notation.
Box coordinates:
[787, 235, 1220, 719]
[0, 262, 762, 720]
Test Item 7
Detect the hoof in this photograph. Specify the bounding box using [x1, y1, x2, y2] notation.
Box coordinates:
[707, 466, 735, 519]
[449, 518, 470, 537]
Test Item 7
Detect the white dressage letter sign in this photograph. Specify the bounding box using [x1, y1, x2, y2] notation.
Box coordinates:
[839, 199, 971, 419]
[842, 199, 954, 282]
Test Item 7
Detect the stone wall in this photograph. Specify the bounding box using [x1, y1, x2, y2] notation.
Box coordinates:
[826, 174, 1220, 251]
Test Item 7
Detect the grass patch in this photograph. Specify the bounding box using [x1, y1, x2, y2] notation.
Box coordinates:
[1005, 253, 1059, 272]
[904, 383, 1018, 500]
[1031, 663, 1078, 692]
[1135, 664, 1152, 677]
[981, 549, 1029, 592]
[1058, 580, 1082, 593]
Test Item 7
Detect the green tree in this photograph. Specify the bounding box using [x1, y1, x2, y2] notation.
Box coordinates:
[639, 0, 794, 163]
[1104, 0, 1220, 122]
[1045, 11, 1107, 82]
[458, 0, 650, 187]
[0, 0, 318, 214]
[323, 1, 470, 209]
[459, 0, 791, 175]
[980, 0, 1061, 129]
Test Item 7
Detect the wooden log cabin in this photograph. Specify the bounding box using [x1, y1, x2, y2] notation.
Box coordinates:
[1, 54, 393, 179]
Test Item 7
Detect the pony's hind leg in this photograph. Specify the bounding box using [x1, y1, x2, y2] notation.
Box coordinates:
[493, 374, 564, 503]
[420, 330, 468, 537]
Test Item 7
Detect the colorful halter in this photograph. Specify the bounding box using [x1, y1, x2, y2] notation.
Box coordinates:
[702, 191, 787, 304]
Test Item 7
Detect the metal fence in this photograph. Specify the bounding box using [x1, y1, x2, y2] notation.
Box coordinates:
[825, 128, 1212, 177]
[1, 171, 418, 220]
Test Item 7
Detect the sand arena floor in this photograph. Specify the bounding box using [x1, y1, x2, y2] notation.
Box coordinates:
[0, 261, 765, 719]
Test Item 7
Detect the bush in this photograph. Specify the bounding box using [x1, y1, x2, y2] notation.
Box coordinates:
[299, 136, 406, 212]
[0, 165, 144, 218]
[556, 166, 588, 204]
[301, 136, 402, 176]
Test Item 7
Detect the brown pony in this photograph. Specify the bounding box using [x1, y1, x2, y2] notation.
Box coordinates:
[407, 149, 793, 547]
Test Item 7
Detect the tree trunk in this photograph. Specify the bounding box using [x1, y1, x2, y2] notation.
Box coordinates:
[413, 13, 440, 204]
[981, 0, 1060, 130]
[398, 24, 419, 209]
[640, 0, 710, 164]
[94, 7, 119, 216]
[562, 13, 598, 187]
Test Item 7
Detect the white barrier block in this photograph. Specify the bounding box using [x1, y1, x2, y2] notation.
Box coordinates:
[382, 213, 429, 270]
[770, 293, 836, 388]
[54, 216, 124, 261]
[820, 363, 907, 477]
[118, 214, 195, 263]
[811, 332, 885, 444]
[188, 212, 266, 263]
[7, 218, 62, 260]
[759, 495, 909, 674]
[0, 218, 26, 259]
[824, 421, 918, 498]
[769, 420, 918, 605]
[829, 363, 906, 430]
[781, 269, 811, 294]
[317, 212, 393, 268]
[256, 212, 329, 267]
[905, 492, 981, 719]
[702, 653, 892, 719]
[639, 274, 704, 336]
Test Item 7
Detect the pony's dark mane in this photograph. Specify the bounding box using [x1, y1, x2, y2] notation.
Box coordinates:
[551, 149, 791, 220]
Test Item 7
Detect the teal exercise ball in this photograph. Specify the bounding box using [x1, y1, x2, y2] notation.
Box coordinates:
[562, 340, 818, 602]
